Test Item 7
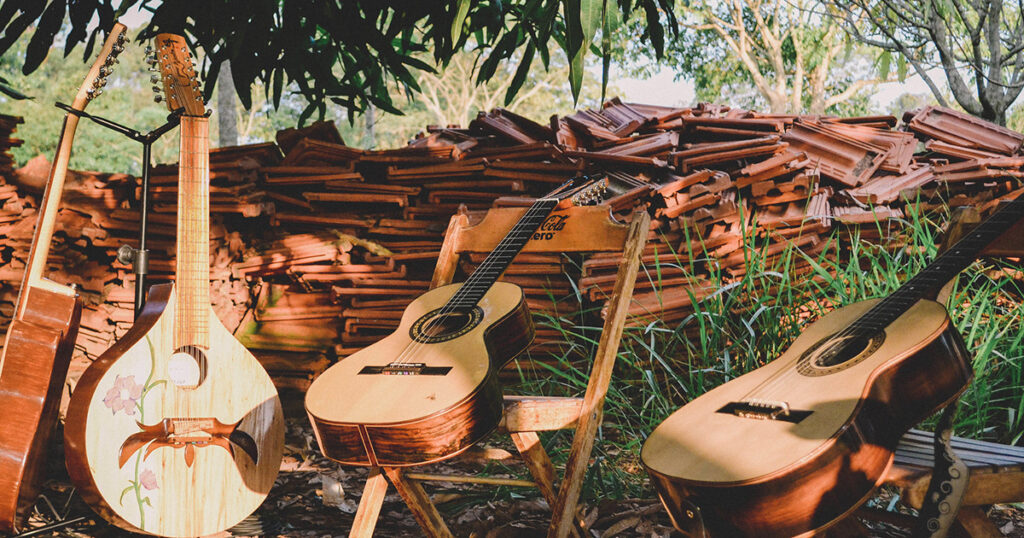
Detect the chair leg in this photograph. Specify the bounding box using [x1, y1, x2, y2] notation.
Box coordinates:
[546, 405, 601, 538]
[511, 432, 584, 538]
[349, 467, 389, 538]
[953, 507, 1003, 538]
[382, 467, 454, 538]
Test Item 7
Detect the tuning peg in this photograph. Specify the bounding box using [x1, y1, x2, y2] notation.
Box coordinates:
[93, 88, 103, 97]
[152, 85, 161, 94]
[93, 77, 107, 88]
[154, 95, 163, 103]
[151, 74, 160, 84]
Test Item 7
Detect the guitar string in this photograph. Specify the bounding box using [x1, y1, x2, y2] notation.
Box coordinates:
[739, 200, 1024, 404]
[389, 201, 552, 367]
[390, 200, 557, 367]
[745, 221, 1005, 403]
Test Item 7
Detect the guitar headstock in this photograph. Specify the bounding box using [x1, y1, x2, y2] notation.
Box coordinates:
[71, 22, 128, 109]
[554, 177, 608, 209]
[149, 33, 205, 115]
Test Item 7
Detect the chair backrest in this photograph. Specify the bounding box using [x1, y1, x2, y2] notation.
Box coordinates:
[431, 205, 641, 288]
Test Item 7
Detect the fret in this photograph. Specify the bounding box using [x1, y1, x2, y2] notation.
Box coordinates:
[849, 198, 1024, 333]
[443, 198, 560, 309]
[175, 115, 211, 349]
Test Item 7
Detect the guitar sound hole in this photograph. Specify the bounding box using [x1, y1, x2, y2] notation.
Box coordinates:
[422, 312, 473, 337]
[410, 307, 484, 343]
[797, 331, 885, 377]
[816, 335, 873, 367]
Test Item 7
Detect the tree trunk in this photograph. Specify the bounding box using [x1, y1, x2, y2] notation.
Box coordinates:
[363, 101, 377, 149]
[217, 61, 238, 147]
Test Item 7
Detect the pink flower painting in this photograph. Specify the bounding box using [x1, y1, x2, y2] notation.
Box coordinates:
[139, 469, 159, 490]
[103, 375, 143, 416]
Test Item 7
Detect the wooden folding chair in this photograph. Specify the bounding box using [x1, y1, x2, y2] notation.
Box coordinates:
[347, 204, 651, 538]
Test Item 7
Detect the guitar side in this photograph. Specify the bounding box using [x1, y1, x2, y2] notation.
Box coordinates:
[306, 282, 533, 466]
[0, 288, 81, 533]
[65, 284, 285, 537]
[642, 299, 972, 537]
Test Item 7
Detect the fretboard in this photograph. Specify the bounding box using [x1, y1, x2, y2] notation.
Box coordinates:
[850, 198, 1024, 333]
[445, 198, 560, 310]
[175, 116, 210, 349]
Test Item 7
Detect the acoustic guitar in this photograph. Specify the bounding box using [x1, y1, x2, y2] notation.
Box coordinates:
[306, 180, 605, 466]
[642, 198, 1024, 538]
[0, 23, 127, 534]
[64, 34, 284, 537]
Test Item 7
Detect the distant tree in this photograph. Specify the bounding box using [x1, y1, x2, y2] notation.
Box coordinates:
[0, 1, 676, 123]
[0, 32, 181, 172]
[831, 0, 1024, 125]
[630, 0, 890, 114]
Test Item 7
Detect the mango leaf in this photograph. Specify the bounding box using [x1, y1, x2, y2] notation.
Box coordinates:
[896, 53, 908, 82]
[877, 50, 891, 81]
[0, 77, 31, 100]
[24, 0, 66, 74]
[450, 0, 470, 45]
[505, 41, 535, 105]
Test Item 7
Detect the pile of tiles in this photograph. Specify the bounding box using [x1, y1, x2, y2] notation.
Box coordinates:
[1, 100, 1021, 389]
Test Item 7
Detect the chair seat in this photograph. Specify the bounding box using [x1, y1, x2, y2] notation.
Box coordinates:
[883, 428, 1024, 509]
[499, 395, 584, 432]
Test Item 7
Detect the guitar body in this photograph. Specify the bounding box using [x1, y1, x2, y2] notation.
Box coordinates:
[65, 284, 284, 537]
[642, 299, 972, 537]
[0, 23, 126, 533]
[0, 287, 81, 533]
[306, 281, 533, 466]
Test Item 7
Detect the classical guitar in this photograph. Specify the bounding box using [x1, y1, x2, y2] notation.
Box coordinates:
[0, 23, 127, 534]
[642, 197, 1024, 538]
[306, 180, 605, 466]
[64, 34, 284, 537]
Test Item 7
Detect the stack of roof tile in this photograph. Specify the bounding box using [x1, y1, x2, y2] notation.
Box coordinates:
[2, 100, 1022, 389]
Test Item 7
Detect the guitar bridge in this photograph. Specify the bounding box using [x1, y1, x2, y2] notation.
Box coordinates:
[358, 363, 452, 376]
[717, 399, 812, 423]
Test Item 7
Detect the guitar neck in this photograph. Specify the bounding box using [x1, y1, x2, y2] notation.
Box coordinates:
[852, 198, 1024, 332]
[445, 197, 560, 309]
[175, 115, 210, 349]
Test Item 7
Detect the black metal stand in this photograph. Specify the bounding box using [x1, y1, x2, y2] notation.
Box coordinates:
[56, 102, 182, 319]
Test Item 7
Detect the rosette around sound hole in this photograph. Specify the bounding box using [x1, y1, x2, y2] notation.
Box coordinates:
[410, 307, 484, 344]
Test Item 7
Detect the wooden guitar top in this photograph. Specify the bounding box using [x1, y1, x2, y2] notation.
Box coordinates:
[642, 299, 951, 484]
[306, 281, 523, 425]
[65, 285, 284, 537]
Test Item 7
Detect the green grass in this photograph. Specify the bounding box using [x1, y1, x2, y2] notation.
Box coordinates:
[505, 202, 1024, 500]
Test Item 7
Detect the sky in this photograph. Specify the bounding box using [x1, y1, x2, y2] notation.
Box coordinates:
[610, 64, 946, 112]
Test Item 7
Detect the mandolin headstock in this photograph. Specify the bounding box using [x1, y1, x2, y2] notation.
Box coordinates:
[71, 22, 128, 110]
[149, 33, 205, 116]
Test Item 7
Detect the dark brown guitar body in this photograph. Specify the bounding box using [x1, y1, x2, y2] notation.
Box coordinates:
[0, 22, 126, 533]
[0, 288, 81, 533]
[642, 300, 971, 537]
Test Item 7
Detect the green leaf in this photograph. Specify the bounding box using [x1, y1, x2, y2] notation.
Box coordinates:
[896, 54, 908, 82]
[505, 42, 535, 105]
[119, 485, 135, 506]
[877, 50, 891, 81]
[0, 77, 32, 100]
[450, 0, 471, 45]
[25, 0, 66, 74]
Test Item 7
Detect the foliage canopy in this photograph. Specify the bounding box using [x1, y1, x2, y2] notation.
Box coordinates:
[0, 0, 676, 124]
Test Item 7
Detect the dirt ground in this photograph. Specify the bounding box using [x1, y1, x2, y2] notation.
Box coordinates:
[24, 389, 1023, 537]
